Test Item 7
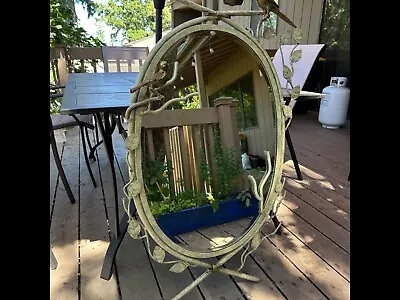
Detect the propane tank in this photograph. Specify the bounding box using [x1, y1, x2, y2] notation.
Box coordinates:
[318, 77, 350, 129]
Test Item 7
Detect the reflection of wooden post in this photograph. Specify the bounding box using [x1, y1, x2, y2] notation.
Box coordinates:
[214, 97, 240, 154]
[54, 45, 68, 88]
[215, 97, 243, 192]
[194, 51, 208, 108]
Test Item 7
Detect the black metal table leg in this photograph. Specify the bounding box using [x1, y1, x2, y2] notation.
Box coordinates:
[285, 128, 303, 181]
[113, 113, 127, 140]
[50, 124, 76, 204]
[95, 112, 120, 238]
[89, 140, 104, 160]
[100, 212, 132, 280]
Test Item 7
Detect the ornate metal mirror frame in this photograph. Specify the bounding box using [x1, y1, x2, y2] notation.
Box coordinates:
[122, 2, 299, 298]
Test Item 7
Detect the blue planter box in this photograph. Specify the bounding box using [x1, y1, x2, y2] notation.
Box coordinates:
[156, 194, 259, 241]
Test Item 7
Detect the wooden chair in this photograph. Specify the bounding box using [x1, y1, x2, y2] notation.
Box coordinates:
[272, 44, 327, 180]
[101, 46, 149, 73]
[50, 85, 97, 204]
[101, 46, 149, 137]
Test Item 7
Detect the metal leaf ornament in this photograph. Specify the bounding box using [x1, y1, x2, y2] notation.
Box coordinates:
[170, 262, 189, 273]
[153, 246, 166, 263]
[292, 28, 303, 43]
[283, 65, 293, 80]
[127, 218, 141, 239]
[290, 50, 302, 63]
[128, 180, 142, 198]
[291, 85, 301, 100]
[280, 31, 291, 44]
[251, 232, 262, 250]
[283, 105, 292, 119]
[126, 133, 140, 151]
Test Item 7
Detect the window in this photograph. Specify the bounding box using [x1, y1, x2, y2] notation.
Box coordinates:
[250, 0, 278, 37]
[209, 73, 257, 130]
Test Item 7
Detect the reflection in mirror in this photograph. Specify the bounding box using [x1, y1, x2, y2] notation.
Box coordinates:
[140, 31, 277, 252]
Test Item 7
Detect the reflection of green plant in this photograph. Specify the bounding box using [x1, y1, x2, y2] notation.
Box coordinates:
[213, 129, 243, 199]
[209, 73, 257, 130]
[145, 129, 243, 218]
[206, 192, 218, 212]
[176, 85, 199, 109]
[150, 190, 224, 218]
[143, 152, 171, 203]
[237, 189, 252, 207]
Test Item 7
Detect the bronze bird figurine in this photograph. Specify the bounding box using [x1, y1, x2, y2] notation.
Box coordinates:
[129, 60, 168, 94]
[256, 0, 297, 28]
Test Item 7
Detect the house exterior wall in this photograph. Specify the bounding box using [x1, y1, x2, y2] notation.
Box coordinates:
[204, 48, 277, 158]
[173, 0, 325, 49]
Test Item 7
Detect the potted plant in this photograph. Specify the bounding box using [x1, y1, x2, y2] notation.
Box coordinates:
[144, 130, 261, 241]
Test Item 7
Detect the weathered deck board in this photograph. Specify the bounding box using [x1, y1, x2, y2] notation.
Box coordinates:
[222, 221, 328, 300]
[198, 224, 287, 299]
[276, 205, 350, 281]
[284, 177, 350, 230]
[50, 127, 80, 300]
[283, 164, 350, 212]
[178, 231, 246, 300]
[79, 131, 120, 299]
[50, 113, 350, 300]
[285, 145, 349, 185]
[284, 160, 350, 200]
[265, 223, 349, 300]
[283, 191, 350, 253]
[111, 126, 166, 300]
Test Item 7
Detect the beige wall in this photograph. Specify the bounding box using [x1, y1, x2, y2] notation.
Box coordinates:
[218, 0, 324, 49]
[204, 48, 277, 158]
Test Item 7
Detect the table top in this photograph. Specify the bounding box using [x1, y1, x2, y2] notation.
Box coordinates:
[60, 72, 138, 115]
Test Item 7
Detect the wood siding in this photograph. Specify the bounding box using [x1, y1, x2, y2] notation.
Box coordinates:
[205, 47, 277, 158]
[171, 0, 325, 50]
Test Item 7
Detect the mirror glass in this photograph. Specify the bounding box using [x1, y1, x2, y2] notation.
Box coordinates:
[140, 30, 278, 252]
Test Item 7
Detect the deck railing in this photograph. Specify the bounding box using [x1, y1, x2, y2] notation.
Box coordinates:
[50, 45, 148, 86]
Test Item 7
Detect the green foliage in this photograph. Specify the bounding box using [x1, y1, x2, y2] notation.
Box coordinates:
[50, 0, 103, 47]
[150, 190, 207, 218]
[206, 192, 218, 212]
[212, 129, 243, 199]
[177, 85, 200, 109]
[209, 73, 257, 130]
[319, 0, 350, 50]
[95, 0, 172, 44]
[199, 147, 211, 189]
[237, 189, 252, 207]
[143, 151, 171, 203]
[145, 128, 243, 218]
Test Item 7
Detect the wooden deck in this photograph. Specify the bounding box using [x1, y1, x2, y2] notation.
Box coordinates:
[50, 111, 350, 300]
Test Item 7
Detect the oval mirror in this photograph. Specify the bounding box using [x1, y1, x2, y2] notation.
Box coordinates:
[124, 12, 289, 299]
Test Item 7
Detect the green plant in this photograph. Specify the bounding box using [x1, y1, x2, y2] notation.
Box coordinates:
[199, 147, 211, 191]
[150, 190, 207, 218]
[144, 128, 244, 218]
[143, 151, 171, 203]
[237, 189, 252, 207]
[206, 192, 218, 212]
[212, 128, 243, 199]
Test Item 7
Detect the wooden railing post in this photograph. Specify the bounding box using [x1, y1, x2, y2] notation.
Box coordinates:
[214, 97, 243, 192]
[53, 45, 68, 87]
[214, 97, 240, 154]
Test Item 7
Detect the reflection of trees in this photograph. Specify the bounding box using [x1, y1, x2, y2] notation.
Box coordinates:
[209, 73, 257, 130]
[319, 0, 350, 50]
